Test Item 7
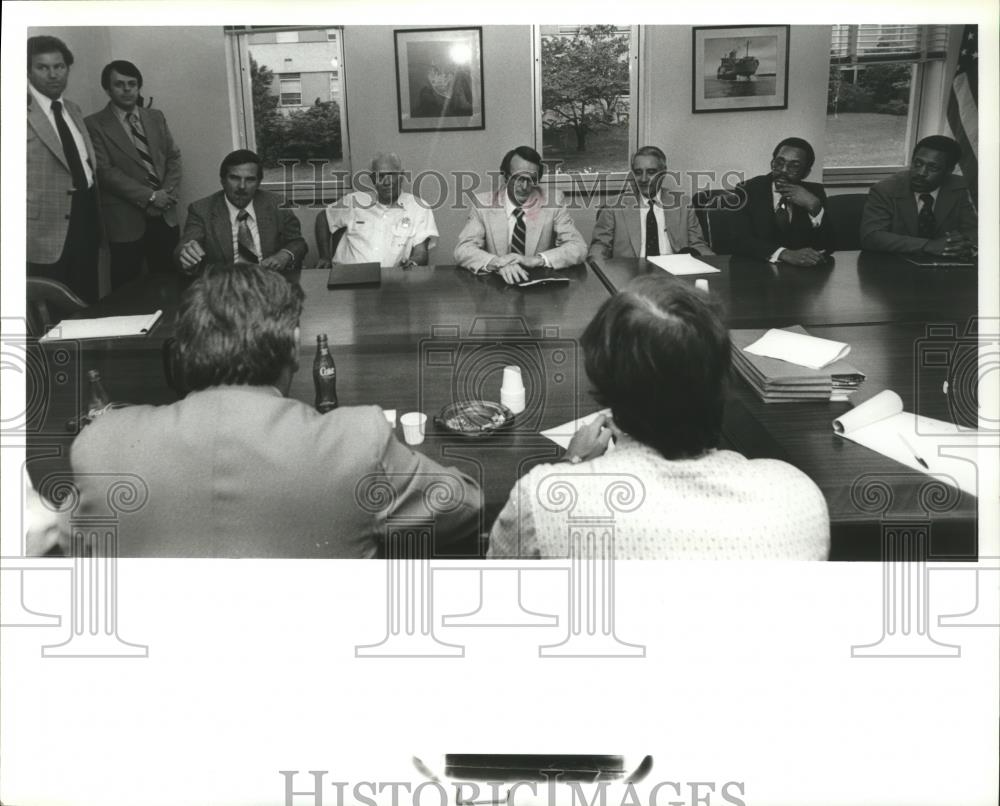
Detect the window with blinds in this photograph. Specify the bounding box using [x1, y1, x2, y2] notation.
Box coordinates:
[830, 24, 948, 64]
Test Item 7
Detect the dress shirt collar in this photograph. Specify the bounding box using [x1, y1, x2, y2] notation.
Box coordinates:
[913, 187, 940, 203]
[112, 104, 140, 125]
[224, 196, 256, 224]
[28, 83, 59, 114]
[504, 189, 540, 216]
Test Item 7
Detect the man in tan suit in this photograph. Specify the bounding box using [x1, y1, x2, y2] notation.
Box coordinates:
[454, 145, 586, 284]
[70, 263, 481, 557]
[588, 145, 713, 262]
[27, 36, 100, 303]
[85, 60, 183, 288]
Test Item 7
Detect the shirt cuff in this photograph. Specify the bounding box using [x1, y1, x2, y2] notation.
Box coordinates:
[539, 252, 552, 268]
[279, 248, 297, 268]
[769, 247, 785, 263]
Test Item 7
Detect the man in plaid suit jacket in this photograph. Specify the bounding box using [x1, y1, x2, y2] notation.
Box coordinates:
[27, 36, 100, 303]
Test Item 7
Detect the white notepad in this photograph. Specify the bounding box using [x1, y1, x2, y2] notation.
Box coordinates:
[745, 327, 850, 370]
[39, 311, 163, 342]
[646, 254, 721, 276]
[540, 408, 614, 450]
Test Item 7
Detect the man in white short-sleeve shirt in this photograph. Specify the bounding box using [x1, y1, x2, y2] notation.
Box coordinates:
[318, 152, 438, 268]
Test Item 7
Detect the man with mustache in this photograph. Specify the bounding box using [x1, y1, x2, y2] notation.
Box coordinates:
[860, 135, 977, 257]
[85, 60, 183, 288]
[174, 149, 307, 274]
[730, 136, 835, 267]
[27, 35, 100, 302]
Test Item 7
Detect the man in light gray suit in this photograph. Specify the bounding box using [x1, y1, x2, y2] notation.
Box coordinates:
[454, 145, 586, 284]
[70, 263, 481, 557]
[588, 145, 713, 262]
[174, 149, 307, 274]
[27, 35, 100, 302]
[86, 60, 183, 288]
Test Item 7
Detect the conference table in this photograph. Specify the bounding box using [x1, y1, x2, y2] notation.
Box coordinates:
[26, 251, 982, 560]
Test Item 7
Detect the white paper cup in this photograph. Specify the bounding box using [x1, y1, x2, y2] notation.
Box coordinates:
[500, 387, 526, 414]
[400, 411, 427, 445]
[501, 365, 524, 391]
[695, 278, 709, 293]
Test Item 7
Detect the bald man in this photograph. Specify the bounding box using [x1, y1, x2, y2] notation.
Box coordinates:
[317, 152, 438, 268]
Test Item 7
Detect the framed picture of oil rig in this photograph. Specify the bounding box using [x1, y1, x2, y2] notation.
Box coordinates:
[692, 25, 790, 113]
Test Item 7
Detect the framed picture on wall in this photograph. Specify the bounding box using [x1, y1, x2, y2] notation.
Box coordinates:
[692, 25, 790, 113]
[394, 27, 485, 132]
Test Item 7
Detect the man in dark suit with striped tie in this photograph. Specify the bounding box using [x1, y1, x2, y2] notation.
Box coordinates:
[730, 137, 835, 267]
[85, 60, 183, 288]
[174, 149, 307, 274]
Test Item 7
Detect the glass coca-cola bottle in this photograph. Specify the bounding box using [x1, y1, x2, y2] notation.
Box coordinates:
[313, 334, 339, 413]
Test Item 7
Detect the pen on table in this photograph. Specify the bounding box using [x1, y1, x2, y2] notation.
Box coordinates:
[897, 432, 929, 469]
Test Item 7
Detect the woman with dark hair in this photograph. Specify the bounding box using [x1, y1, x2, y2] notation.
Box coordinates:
[488, 274, 830, 559]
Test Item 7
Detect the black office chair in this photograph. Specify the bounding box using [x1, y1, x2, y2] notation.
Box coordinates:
[314, 211, 346, 266]
[26, 276, 88, 339]
[826, 193, 868, 251]
[691, 189, 742, 255]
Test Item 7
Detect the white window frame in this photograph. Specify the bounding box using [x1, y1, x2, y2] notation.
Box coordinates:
[823, 24, 950, 186]
[532, 24, 641, 193]
[278, 73, 302, 108]
[226, 26, 352, 202]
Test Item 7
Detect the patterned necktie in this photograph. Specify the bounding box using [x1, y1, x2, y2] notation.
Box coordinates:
[775, 197, 790, 232]
[128, 112, 161, 189]
[511, 207, 526, 255]
[917, 193, 935, 238]
[50, 100, 87, 192]
[645, 199, 660, 257]
[236, 210, 259, 264]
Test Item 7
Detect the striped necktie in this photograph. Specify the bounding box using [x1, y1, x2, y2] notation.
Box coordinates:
[128, 112, 161, 189]
[236, 210, 259, 264]
[511, 207, 526, 255]
[917, 194, 935, 238]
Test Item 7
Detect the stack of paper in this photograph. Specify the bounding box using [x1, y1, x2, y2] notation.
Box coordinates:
[39, 310, 163, 342]
[730, 326, 866, 403]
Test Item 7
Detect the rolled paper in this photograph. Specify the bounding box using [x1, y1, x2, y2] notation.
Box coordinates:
[832, 389, 903, 435]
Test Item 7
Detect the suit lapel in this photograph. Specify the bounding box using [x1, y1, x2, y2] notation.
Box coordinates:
[100, 105, 144, 169]
[897, 182, 919, 236]
[657, 190, 680, 252]
[932, 184, 959, 232]
[256, 195, 276, 257]
[486, 195, 509, 254]
[64, 98, 96, 168]
[212, 194, 236, 263]
[624, 197, 641, 255]
[27, 94, 69, 171]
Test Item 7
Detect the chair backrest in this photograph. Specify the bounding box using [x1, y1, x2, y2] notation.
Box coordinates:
[26, 277, 88, 339]
[691, 189, 742, 255]
[313, 210, 346, 264]
[826, 193, 868, 251]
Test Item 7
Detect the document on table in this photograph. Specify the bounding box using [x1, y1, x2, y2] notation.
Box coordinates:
[745, 327, 851, 370]
[540, 408, 613, 450]
[39, 310, 163, 342]
[832, 390, 980, 497]
[646, 254, 721, 276]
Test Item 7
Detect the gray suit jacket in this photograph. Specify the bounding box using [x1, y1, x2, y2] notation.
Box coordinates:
[85, 103, 183, 241]
[453, 189, 587, 272]
[70, 386, 482, 558]
[860, 170, 978, 253]
[174, 189, 307, 271]
[588, 190, 714, 260]
[27, 93, 97, 264]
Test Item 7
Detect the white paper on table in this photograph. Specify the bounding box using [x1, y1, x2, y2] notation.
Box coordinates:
[540, 408, 614, 450]
[646, 254, 721, 276]
[832, 389, 979, 497]
[39, 310, 163, 341]
[745, 327, 850, 370]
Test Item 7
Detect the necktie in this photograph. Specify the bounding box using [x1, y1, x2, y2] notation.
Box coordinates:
[128, 112, 161, 189]
[775, 198, 790, 232]
[917, 194, 935, 238]
[511, 207, 526, 255]
[50, 100, 87, 192]
[236, 210, 259, 264]
[645, 199, 660, 257]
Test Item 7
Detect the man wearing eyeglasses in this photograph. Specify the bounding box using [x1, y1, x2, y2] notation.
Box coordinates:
[731, 137, 835, 266]
[454, 145, 587, 284]
[859, 135, 976, 257]
[317, 152, 438, 269]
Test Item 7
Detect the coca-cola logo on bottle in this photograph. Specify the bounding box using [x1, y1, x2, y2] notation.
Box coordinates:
[319, 366, 336, 378]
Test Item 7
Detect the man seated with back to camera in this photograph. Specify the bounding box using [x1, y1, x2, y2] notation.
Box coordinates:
[453, 145, 587, 284]
[316, 152, 438, 269]
[859, 134, 977, 258]
[488, 274, 830, 560]
[731, 136, 836, 267]
[174, 149, 307, 274]
[70, 263, 481, 558]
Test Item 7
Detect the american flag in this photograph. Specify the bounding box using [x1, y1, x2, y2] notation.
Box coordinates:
[946, 25, 978, 206]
